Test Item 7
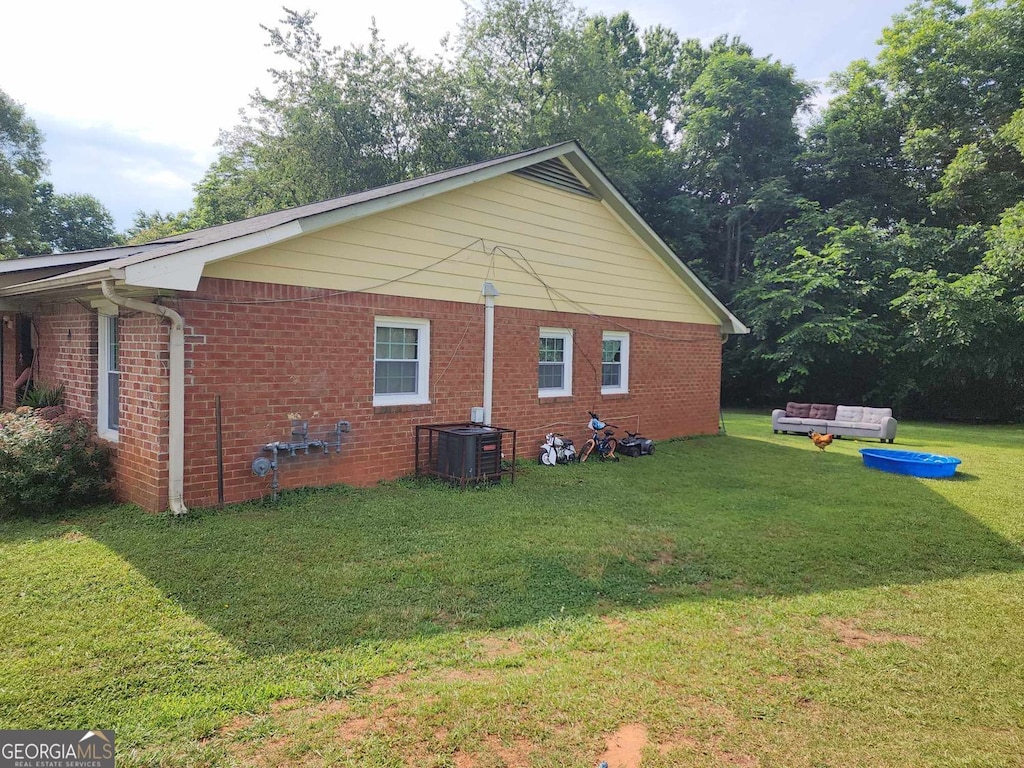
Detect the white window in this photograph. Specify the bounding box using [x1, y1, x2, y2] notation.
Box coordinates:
[374, 317, 430, 406]
[538, 328, 573, 397]
[601, 331, 629, 395]
[97, 312, 120, 441]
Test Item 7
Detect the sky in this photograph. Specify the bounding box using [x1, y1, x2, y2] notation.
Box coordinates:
[3, 0, 911, 231]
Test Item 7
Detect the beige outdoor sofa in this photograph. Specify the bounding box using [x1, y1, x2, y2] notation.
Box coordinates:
[771, 402, 898, 443]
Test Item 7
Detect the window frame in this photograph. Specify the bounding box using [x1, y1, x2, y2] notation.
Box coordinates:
[538, 327, 573, 398]
[373, 317, 431, 406]
[97, 311, 120, 441]
[601, 331, 630, 395]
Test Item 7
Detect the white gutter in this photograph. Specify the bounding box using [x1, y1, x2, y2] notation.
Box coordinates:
[482, 281, 499, 425]
[101, 280, 188, 516]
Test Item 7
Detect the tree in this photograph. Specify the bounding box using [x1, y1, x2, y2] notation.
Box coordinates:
[34, 183, 119, 252]
[731, 222, 898, 403]
[2, 88, 119, 256]
[456, 0, 584, 153]
[124, 210, 193, 244]
[1, 89, 47, 257]
[873, 0, 1024, 225]
[800, 60, 923, 224]
[193, 10, 483, 227]
[673, 45, 813, 287]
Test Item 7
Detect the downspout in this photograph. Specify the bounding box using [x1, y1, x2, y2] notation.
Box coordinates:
[482, 281, 499, 425]
[101, 280, 188, 516]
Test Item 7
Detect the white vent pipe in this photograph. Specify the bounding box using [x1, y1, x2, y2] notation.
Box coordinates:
[482, 281, 499, 425]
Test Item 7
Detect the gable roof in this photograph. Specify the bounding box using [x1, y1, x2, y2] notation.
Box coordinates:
[0, 142, 747, 334]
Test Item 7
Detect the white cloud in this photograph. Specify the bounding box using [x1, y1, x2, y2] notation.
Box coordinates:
[118, 167, 194, 191]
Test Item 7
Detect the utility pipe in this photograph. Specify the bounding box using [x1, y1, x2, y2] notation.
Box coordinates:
[482, 281, 499, 425]
[101, 280, 188, 516]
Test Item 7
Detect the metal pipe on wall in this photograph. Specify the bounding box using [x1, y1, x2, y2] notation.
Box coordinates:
[215, 394, 224, 508]
[101, 280, 188, 516]
[482, 281, 499, 425]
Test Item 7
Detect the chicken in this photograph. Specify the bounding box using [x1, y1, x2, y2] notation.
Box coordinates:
[808, 430, 834, 451]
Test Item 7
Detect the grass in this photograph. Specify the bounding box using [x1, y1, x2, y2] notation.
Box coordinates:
[1, 412, 1022, 766]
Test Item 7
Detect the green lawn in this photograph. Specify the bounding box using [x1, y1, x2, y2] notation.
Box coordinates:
[1, 412, 1022, 766]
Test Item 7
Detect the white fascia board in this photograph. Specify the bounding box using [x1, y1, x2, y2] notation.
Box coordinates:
[562, 150, 749, 336]
[0, 267, 113, 298]
[122, 222, 305, 289]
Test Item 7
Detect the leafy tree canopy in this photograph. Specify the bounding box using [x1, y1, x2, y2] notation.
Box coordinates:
[1, 88, 120, 257]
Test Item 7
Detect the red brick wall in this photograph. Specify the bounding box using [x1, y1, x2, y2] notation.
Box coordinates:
[116, 313, 169, 511]
[8, 302, 169, 511]
[6, 278, 723, 512]
[1, 318, 15, 407]
[168, 278, 722, 509]
[29, 303, 96, 416]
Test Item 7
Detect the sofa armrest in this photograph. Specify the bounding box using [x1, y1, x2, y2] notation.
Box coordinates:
[771, 409, 787, 430]
[880, 416, 898, 440]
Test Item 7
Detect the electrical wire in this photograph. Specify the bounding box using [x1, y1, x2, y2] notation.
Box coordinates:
[489, 242, 705, 344]
[175, 237, 490, 307]
[433, 295, 481, 386]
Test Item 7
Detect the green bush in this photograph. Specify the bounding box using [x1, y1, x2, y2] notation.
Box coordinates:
[19, 382, 66, 408]
[0, 410, 112, 517]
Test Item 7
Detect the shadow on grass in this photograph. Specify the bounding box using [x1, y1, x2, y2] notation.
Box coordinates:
[43, 435, 1023, 655]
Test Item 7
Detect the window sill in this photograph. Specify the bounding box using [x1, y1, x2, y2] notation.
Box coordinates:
[601, 391, 630, 400]
[374, 403, 434, 415]
[538, 395, 574, 404]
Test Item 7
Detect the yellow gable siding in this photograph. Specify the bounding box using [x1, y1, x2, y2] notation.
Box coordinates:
[204, 173, 720, 325]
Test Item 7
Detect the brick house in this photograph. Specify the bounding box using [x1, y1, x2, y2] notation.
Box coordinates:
[0, 142, 746, 513]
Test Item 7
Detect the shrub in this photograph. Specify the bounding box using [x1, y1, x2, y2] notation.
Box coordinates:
[19, 382, 66, 408]
[0, 410, 112, 517]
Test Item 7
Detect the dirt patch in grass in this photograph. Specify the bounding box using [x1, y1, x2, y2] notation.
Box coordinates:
[483, 734, 535, 764]
[270, 697, 302, 712]
[369, 670, 413, 694]
[822, 618, 925, 649]
[209, 712, 253, 740]
[476, 635, 523, 660]
[598, 723, 648, 767]
[404, 731, 535, 767]
[656, 730, 701, 753]
[336, 716, 373, 741]
[435, 669, 496, 684]
[601, 615, 631, 634]
[655, 725, 759, 766]
[645, 549, 677, 575]
[683, 695, 739, 724]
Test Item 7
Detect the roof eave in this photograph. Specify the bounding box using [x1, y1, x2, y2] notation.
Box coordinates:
[0, 267, 115, 299]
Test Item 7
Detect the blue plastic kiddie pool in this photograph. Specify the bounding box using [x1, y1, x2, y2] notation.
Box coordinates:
[859, 448, 961, 478]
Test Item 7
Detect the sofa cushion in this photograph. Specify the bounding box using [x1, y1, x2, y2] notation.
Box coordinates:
[829, 420, 882, 431]
[786, 402, 812, 418]
[777, 417, 827, 429]
[835, 405, 864, 422]
[809, 403, 837, 420]
[861, 407, 892, 425]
